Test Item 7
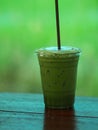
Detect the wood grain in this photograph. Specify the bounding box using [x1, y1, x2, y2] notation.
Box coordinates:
[0, 93, 98, 130]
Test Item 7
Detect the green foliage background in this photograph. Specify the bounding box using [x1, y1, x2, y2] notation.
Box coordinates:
[0, 0, 97, 96]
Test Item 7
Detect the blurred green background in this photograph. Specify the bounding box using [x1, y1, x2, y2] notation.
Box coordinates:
[0, 0, 97, 96]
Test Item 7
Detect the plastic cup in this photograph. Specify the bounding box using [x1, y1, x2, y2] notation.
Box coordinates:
[37, 46, 81, 109]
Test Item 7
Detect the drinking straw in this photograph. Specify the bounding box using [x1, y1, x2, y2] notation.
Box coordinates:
[55, 0, 61, 50]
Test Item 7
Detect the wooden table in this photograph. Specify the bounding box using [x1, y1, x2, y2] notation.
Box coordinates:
[0, 93, 98, 130]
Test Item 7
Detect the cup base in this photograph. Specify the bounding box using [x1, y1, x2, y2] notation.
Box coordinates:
[45, 105, 74, 110]
[44, 94, 75, 110]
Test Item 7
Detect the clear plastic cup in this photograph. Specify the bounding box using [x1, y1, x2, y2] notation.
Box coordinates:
[37, 46, 81, 109]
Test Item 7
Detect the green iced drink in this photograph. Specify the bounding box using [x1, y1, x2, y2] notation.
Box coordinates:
[37, 46, 81, 109]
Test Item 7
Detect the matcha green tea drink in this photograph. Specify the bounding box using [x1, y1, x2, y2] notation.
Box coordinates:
[37, 46, 81, 109]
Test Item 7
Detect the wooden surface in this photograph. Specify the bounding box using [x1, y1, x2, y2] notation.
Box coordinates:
[0, 93, 98, 130]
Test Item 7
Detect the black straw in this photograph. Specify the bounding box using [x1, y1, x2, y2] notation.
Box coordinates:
[55, 0, 61, 50]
